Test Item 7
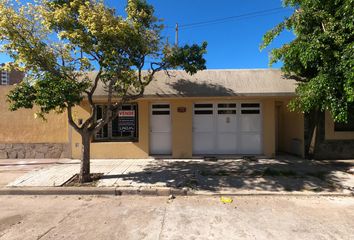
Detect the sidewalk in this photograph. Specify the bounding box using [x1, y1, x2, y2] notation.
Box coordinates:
[2, 156, 354, 195]
[0, 158, 72, 187]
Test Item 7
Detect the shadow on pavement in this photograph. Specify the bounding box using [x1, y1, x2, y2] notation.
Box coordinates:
[102, 155, 354, 192]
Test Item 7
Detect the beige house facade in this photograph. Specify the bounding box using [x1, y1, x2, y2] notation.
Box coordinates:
[0, 69, 353, 159]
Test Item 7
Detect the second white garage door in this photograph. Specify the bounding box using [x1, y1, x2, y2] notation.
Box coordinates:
[193, 103, 262, 155]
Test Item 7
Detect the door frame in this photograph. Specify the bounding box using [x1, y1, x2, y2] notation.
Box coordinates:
[149, 102, 172, 155]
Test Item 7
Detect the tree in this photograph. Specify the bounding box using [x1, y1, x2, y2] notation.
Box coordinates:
[261, 0, 354, 123]
[0, 0, 207, 182]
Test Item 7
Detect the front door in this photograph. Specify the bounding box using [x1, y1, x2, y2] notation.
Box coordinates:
[150, 104, 172, 155]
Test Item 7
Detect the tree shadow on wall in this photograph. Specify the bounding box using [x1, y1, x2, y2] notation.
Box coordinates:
[166, 79, 236, 97]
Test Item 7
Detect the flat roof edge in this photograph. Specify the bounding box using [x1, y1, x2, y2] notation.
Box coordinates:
[92, 93, 296, 99]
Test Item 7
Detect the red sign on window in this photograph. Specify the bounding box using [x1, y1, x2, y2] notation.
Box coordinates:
[118, 110, 136, 133]
[118, 110, 135, 117]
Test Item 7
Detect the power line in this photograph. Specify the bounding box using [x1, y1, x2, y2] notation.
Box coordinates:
[165, 7, 291, 30]
[180, 7, 285, 28]
[182, 9, 289, 30]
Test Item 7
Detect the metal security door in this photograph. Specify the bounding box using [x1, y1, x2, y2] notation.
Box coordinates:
[150, 104, 171, 155]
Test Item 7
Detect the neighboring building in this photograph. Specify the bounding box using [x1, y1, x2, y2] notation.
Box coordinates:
[0, 64, 25, 85]
[0, 69, 353, 159]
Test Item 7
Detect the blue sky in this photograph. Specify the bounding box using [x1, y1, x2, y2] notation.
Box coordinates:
[106, 0, 295, 69]
[0, 0, 295, 69]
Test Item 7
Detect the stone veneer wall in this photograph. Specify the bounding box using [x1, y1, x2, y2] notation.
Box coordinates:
[0, 143, 70, 159]
[305, 112, 354, 159]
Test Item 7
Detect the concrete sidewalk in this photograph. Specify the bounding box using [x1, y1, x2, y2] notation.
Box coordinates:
[8, 159, 157, 187]
[0, 159, 72, 187]
[3, 156, 354, 195]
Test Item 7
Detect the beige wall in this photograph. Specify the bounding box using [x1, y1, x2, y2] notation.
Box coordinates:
[277, 99, 304, 157]
[0, 86, 69, 144]
[171, 100, 193, 158]
[325, 111, 354, 140]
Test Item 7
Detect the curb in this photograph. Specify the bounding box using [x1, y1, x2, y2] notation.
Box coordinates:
[0, 187, 116, 196]
[0, 187, 353, 197]
[0, 187, 189, 196]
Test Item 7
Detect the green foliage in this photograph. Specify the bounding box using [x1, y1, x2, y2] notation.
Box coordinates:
[0, 0, 207, 122]
[164, 42, 208, 75]
[7, 82, 37, 111]
[7, 73, 89, 117]
[126, 0, 157, 27]
[261, 0, 354, 122]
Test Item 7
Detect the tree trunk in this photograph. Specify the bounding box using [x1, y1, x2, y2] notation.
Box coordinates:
[79, 132, 92, 183]
[305, 109, 320, 159]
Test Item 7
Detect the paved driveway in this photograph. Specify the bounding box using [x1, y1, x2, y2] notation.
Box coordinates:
[0, 195, 353, 240]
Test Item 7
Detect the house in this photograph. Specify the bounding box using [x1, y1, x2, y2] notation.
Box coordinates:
[0, 64, 25, 86]
[0, 69, 353, 159]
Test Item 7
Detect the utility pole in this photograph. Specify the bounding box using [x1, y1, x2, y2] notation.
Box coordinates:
[175, 23, 179, 46]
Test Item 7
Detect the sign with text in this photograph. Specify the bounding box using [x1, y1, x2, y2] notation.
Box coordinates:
[118, 110, 135, 117]
[118, 110, 136, 132]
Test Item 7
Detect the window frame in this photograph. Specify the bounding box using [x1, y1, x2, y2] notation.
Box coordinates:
[94, 103, 139, 142]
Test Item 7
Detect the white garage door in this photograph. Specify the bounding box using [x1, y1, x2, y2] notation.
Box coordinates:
[150, 104, 172, 155]
[193, 102, 262, 155]
[239, 103, 262, 154]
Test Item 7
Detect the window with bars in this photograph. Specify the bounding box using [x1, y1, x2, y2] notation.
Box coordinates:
[95, 104, 138, 141]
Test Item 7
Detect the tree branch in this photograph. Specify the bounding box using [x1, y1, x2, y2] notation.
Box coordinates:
[67, 105, 81, 133]
[123, 63, 166, 102]
[82, 69, 103, 130]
